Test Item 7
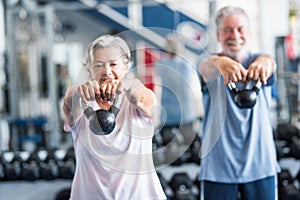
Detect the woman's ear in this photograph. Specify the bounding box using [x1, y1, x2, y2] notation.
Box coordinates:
[87, 68, 93, 78]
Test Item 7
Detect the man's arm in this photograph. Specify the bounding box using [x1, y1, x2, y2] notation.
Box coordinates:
[199, 55, 247, 85]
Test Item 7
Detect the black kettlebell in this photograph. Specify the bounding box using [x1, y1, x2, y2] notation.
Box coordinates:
[228, 80, 261, 109]
[82, 95, 122, 135]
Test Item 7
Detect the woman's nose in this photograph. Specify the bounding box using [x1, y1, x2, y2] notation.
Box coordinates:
[103, 63, 113, 74]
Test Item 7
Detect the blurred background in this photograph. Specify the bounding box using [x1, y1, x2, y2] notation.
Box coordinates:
[0, 0, 300, 199]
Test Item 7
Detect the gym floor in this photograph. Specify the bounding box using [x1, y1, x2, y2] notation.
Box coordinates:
[0, 164, 200, 200]
[0, 179, 72, 200]
[0, 158, 298, 199]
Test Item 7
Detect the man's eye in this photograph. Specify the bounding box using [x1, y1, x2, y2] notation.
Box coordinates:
[224, 28, 232, 33]
[238, 27, 245, 33]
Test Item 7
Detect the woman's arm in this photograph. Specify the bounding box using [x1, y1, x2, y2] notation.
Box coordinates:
[62, 86, 82, 128]
[119, 78, 155, 118]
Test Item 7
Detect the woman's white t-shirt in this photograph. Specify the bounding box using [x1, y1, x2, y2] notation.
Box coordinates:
[65, 97, 166, 200]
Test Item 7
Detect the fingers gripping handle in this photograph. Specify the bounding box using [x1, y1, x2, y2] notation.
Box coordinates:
[110, 94, 123, 116]
[80, 99, 94, 118]
[80, 95, 123, 135]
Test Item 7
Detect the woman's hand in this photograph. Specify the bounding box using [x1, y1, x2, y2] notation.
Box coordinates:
[76, 80, 101, 106]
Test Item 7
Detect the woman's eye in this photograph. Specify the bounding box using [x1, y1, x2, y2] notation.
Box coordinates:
[110, 63, 118, 67]
[94, 63, 104, 68]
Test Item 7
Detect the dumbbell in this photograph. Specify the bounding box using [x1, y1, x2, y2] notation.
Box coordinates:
[276, 123, 300, 143]
[152, 133, 166, 166]
[289, 139, 300, 159]
[0, 155, 5, 180]
[275, 140, 291, 160]
[278, 169, 294, 187]
[228, 80, 261, 109]
[169, 173, 197, 200]
[279, 184, 300, 200]
[39, 149, 59, 180]
[187, 134, 201, 164]
[55, 187, 71, 200]
[81, 95, 122, 135]
[164, 145, 190, 166]
[2, 151, 23, 180]
[22, 151, 40, 181]
[277, 169, 300, 200]
[59, 147, 76, 179]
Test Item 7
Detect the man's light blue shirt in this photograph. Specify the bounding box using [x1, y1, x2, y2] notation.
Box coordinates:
[199, 52, 280, 183]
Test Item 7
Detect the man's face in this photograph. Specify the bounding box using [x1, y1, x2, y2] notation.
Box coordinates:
[217, 13, 251, 59]
[90, 46, 129, 84]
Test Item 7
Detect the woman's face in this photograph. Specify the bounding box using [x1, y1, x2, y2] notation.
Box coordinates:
[217, 13, 251, 59]
[90, 46, 129, 84]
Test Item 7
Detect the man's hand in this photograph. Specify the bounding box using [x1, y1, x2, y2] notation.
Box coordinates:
[247, 54, 276, 85]
[213, 56, 248, 85]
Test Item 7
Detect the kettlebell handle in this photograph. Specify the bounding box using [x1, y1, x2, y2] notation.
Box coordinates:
[109, 94, 122, 116]
[80, 94, 123, 135]
[228, 79, 261, 109]
[80, 94, 122, 113]
[228, 79, 262, 92]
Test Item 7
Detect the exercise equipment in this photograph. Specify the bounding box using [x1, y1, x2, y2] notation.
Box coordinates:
[82, 95, 122, 135]
[55, 188, 71, 200]
[278, 169, 294, 186]
[289, 139, 300, 159]
[279, 184, 300, 200]
[169, 173, 196, 200]
[228, 80, 261, 109]
[39, 149, 59, 180]
[2, 151, 23, 180]
[276, 123, 300, 143]
[0, 158, 5, 180]
[59, 147, 75, 179]
[152, 133, 166, 166]
[296, 169, 300, 185]
[164, 145, 190, 166]
[22, 151, 40, 181]
[275, 140, 291, 160]
[187, 134, 201, 164]
[277, 169, 300, 200]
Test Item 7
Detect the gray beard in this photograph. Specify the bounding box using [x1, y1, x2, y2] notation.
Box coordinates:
[223, 48, 247, 62]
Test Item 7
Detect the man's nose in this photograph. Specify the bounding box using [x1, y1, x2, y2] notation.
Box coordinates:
[231, 28, 240, 38]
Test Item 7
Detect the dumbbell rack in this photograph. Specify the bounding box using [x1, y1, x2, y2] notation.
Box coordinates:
[0, 147, 75, 200]
[152, 123, 202, 200]
[275, 123, 300, 200]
